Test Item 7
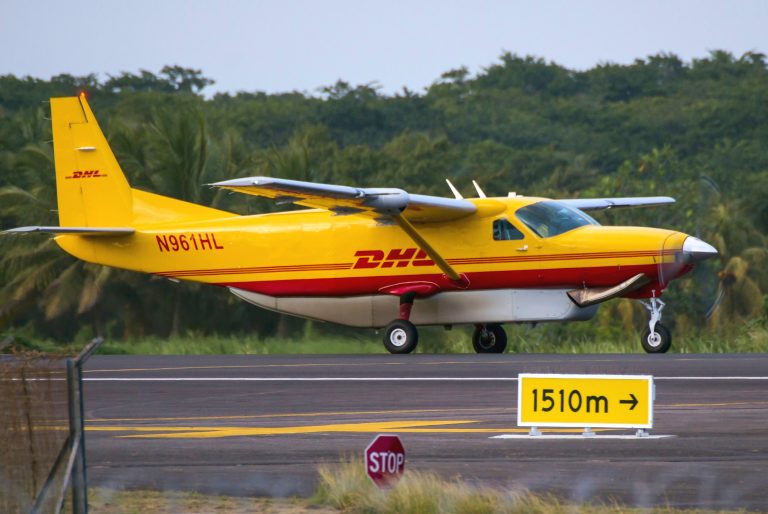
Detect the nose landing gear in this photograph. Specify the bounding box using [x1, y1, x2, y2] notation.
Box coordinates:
[641, 296, 671, 353]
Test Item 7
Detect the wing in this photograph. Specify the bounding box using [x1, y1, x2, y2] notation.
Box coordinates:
[209, 177, 477, 223]
[557, 197, 675, 211]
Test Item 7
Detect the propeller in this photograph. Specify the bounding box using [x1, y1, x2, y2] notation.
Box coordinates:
[661, 176, 723, 326]
[693, 176, 725, 321]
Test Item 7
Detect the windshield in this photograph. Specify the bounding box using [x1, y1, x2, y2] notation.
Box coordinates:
[515, 201, 599, 238]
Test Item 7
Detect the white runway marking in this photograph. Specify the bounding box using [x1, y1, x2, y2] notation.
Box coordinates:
[82, 377, 518, 382]
[490, 434, 677, 440]
[78, 376, 768, 382]
[9, 375, 768, 382]
[655, 376, 768, 380]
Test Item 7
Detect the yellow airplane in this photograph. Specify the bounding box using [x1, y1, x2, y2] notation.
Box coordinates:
[6, 95, 718, 354]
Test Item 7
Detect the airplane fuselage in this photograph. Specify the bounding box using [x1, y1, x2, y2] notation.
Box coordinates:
[54, 196, 690, 327]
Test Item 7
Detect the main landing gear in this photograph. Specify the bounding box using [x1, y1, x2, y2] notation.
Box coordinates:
[641, 296, 671, 353]
[383, 293, 419, 354]
[383, 319, 419, 354]
[472, 324, 508, 353]
[381, 293, 508, 354]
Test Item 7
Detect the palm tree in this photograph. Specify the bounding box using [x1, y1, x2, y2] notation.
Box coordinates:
[140, 107, 217, 336]
[0, 109, 113, 337]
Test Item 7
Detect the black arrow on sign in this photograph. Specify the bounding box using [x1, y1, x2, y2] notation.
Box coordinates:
[619, 393, 638, 410]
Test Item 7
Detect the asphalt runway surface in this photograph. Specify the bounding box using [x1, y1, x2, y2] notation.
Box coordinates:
[82, 354, 768, 510]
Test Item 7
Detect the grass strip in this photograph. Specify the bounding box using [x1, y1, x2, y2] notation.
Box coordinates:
[313, 459, 755, 514]
[4, 318, 766, 355]
[87, 482, 756, 514]
[85, 458, 761, 514]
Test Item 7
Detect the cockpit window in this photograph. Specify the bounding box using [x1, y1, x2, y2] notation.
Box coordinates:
[493, 218, 524, 240]
[515, 201, 599, 238]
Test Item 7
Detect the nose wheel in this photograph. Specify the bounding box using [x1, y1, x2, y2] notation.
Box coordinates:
[641, 323, 671, 353]
[641, 297, 671, 353]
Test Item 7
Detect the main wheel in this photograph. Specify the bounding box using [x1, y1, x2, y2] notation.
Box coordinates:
[383, 320, 419, 354]
[472, 324, 507, 353]
[641, 323, 671, 353]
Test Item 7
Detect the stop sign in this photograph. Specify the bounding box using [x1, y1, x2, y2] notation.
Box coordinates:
[365, 434, 405, 487]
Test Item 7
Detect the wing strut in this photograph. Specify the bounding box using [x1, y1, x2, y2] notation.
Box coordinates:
[392, 214, 465, 285]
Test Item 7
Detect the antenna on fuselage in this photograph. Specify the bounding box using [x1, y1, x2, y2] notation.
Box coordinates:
[445, 179, 463, 199]
[472, 180, 487, 199]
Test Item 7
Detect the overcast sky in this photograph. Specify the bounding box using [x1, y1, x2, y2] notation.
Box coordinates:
[2, 0, 766, 96]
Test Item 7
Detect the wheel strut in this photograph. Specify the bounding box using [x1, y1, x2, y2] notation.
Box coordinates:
[640, 293, 672, 353]
[642, 294, 665, 335]
[399, 292, 416, 321]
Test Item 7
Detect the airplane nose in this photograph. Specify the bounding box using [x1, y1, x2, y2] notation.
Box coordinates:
[682, 236, 718, 263]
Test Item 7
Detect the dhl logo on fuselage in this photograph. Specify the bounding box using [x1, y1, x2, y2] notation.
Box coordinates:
[65, 170, 108, 179]
[354, 248, 434, 269]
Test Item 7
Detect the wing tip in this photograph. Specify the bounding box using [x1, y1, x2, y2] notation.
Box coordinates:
[3, 226, 135, 236]
[208, 177, 261, 188]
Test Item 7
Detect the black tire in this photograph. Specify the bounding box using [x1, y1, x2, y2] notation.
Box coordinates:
[383, 320, 419, 354]
[641, 323, 672, 353]
[472, 324, 507, 353]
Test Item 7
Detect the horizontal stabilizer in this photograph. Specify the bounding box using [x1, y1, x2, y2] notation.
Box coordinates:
[4, 226, 134, 236]
[558, 197, 675, 211]
[567, 273, 651, 307]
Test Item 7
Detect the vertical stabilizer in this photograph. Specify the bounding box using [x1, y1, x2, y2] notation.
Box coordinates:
[51, 94, 133, 227]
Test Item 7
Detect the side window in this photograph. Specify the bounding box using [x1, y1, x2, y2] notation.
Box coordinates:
[493, 218, 524, 241]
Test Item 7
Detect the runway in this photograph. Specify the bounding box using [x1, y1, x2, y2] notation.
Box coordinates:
[82, 354, 768, 509]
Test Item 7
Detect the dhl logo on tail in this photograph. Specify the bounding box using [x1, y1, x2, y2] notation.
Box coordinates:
[65, 169, 107, 179]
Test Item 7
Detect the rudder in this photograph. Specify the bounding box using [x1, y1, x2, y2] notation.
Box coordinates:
[51, 94, 133, 227]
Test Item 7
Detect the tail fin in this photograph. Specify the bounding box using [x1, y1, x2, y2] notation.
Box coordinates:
[51, 94, 133, 227]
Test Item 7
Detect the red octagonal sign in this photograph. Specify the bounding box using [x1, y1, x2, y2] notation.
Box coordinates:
[365, 434, 405, 487]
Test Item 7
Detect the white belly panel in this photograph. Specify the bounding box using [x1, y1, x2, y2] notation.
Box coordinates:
[230, 287, 598, 328]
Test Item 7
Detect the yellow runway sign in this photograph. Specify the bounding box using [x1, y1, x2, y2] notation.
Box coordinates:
[518, 374, 654, 429]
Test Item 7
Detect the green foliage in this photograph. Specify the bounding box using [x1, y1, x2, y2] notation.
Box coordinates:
[1, 52, 767, 346]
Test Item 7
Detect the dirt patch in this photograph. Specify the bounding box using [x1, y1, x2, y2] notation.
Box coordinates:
[89, 488, 339, 514]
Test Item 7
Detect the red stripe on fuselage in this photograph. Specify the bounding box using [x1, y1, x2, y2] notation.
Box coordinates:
[153, 249, 679, 279]
[155, 263, 353, 277]
[219, 263, 689, 297]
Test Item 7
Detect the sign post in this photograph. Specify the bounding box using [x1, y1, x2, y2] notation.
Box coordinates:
[518, 374, 654, 436]
[365, 434, 405, 487]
